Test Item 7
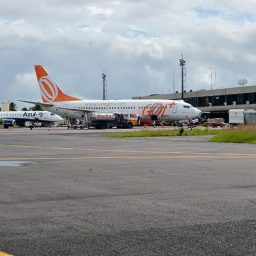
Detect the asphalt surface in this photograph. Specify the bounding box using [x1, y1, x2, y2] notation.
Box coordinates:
[0, 127, 256, 256]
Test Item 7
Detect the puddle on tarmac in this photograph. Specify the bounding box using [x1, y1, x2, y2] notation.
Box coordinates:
[0, 161, 31, 167]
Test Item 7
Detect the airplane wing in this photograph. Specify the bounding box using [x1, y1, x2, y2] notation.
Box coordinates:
[18, 100, 54, 107]
[58, 107, 95, 113]
[59, 107, 121, 115]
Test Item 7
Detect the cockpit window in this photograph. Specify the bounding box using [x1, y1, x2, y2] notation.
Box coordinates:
[183, 105, 190, 108]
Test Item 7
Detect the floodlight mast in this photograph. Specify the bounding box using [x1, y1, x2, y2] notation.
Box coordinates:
[102, 72, 107, 100]
[179, 56, 186, 100]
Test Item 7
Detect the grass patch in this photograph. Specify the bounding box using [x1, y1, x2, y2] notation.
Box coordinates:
[104, 128, 221, 138]
[210, 126, 256, 144]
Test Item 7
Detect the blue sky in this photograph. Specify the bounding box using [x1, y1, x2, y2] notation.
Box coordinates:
[0, 0, 256, 109]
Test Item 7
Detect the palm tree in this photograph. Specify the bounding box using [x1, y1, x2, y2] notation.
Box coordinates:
[9, 102, 17, 111]
[30, 104, 43, 111]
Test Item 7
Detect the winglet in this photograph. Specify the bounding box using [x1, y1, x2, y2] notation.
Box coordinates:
[34, 65, 81, 103]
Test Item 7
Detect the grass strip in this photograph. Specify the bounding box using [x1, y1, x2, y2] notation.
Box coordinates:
[210, 126, 256, 144]
[104, 128, 220, 138]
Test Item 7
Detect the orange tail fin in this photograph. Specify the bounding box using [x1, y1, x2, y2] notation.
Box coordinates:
[34, 65, 81, 103]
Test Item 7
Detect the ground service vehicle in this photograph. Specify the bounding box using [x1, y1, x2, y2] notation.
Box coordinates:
[2, 119, 16, 128]
[89, 113, 136, 129]
[203, 118, 225, 128]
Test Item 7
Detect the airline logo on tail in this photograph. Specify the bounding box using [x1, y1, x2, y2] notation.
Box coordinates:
[39, 76, 58, 102]
[34, 65, 80, 103]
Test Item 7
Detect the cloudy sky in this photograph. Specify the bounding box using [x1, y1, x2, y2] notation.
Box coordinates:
[1, 0, 256, 108]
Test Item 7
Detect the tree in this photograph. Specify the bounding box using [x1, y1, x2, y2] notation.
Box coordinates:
[21, 107, 28, 111]
[9, 102, 17, 111]
[29, 104, 43, 111]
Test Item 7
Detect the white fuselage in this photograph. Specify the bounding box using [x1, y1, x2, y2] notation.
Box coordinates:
[42, 99, 201, 122]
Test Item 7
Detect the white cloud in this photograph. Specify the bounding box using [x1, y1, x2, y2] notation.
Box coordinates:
[0, 0, 256, 109]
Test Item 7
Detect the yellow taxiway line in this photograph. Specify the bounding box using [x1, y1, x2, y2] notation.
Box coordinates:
[0, 252, 14, 256]
[0, 144, 256, 158]
[0, 144, 256, 159]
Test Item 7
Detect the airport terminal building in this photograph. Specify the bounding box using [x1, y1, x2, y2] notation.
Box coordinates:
[133, 85, 256, 121]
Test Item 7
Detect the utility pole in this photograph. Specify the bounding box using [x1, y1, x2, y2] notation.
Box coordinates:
[102, 72, 106, 100]
[179, 56, 186, 100]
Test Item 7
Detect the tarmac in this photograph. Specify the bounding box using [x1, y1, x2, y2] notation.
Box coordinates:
[0, 127, 256, 256]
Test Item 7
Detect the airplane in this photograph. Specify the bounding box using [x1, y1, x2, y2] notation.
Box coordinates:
[20, 65, 201, 127]
[0, 110, 63, 128]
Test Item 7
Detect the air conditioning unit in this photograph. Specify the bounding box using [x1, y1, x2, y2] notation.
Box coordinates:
[246, 101, 250, 104]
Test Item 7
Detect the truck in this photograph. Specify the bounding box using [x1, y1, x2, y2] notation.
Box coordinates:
[203, 118, 225, 128]
[89, 113, 121, 129]
[229, 109, 256, 125]
[1, 119, 16, 129]
[89, 113, 138, 129]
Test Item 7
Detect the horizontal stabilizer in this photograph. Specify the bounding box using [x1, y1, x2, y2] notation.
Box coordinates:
[18, 100, 54, 107]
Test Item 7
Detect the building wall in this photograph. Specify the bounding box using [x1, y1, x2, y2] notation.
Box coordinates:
[133, 85, 256, 112]
[1, 102, 10, 111]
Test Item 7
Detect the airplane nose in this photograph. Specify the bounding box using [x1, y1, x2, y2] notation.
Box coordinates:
[194, 108, 201, 118]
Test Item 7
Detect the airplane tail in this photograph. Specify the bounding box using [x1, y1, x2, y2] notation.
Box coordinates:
[34, 65, 81, 103]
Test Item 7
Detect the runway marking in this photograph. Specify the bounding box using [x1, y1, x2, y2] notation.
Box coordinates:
[0, 252, 14, 256]
[0, 155, 255, 161]
[0, 144, 256, 158]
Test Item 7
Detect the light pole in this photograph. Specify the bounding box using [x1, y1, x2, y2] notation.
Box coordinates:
[102, 72, 106, 100]
[179, 56, 186, 100]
